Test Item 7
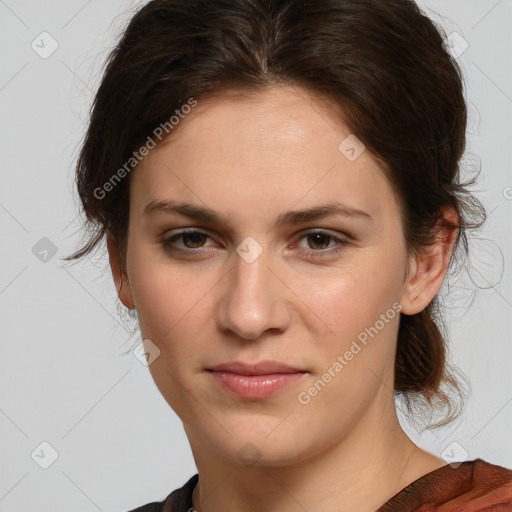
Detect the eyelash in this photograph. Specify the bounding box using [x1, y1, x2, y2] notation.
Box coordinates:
[160, 229, 349, 258]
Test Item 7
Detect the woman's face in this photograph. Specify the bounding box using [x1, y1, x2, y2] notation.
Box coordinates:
[115, 84, 419, 466]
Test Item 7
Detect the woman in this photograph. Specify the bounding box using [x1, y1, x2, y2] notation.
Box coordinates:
[65, 0, 512, 510]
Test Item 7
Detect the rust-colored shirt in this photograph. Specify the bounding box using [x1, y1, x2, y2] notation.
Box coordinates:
[127, 458, 512, 512]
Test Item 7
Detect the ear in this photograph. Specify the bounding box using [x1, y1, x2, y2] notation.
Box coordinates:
[106, 232, 135, 309]
[400, 205, 459, 315]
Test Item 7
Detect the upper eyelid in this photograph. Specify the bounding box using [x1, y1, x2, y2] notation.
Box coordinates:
[163, 227, 348, 246]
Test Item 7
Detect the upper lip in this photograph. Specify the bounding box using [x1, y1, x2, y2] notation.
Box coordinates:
[207, 360, 306, 375]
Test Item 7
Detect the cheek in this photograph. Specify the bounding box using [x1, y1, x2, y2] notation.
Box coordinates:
[294, 253, 403, 396]
[130, 262, 210, 413]
[297, 270, 401, 416]
[130, 270, 178, 342]
[294, 257, 400, 338]
[128, 250, 216, 365]
[133, 270, 201, 344]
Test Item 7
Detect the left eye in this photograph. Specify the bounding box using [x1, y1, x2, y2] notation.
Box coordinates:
[296, 231, 344, 252]
[160, 229, 348, 257]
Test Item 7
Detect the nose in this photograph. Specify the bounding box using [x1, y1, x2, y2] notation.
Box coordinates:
[216, 245, 291, 341]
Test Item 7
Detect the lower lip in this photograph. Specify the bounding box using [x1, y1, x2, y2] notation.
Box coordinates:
[208, 371, 307, 398]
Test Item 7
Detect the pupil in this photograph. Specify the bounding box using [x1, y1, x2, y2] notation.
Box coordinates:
[186, 233, 204, 247]
[310, 233, 329, 249]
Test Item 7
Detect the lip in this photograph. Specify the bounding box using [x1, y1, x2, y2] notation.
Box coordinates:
[207, 360, 305, 375]
[206, 360, 307, 399]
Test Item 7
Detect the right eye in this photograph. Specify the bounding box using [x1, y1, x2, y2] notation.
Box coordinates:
[160, 229, 215, 255]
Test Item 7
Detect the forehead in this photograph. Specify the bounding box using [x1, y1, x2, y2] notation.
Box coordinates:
[158, 85, 356, 161]
[131, 85, 398, 226]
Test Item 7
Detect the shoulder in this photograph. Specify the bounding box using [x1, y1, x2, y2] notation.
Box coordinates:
[377, 458, 512, 511]
[472, 457, 512, 482]
[126, 474, 199, 512]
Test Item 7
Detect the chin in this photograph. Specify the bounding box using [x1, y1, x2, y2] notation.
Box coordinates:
[208, 427, 313, 468]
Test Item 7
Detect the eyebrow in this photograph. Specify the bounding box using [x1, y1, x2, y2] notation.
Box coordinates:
[143, 199, 373, 229]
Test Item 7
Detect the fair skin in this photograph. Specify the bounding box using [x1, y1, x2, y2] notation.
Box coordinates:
[108, 84, 458, 512]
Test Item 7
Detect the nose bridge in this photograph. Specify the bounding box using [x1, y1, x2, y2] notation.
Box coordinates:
[231, 240, 275, 312]
[218, 238, 289, 339]
[234, 239, 270, 294]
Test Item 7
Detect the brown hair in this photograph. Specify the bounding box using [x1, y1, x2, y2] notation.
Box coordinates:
[64, 0, 487, 429]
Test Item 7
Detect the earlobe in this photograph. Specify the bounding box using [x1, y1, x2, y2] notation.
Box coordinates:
[106, 232, 135, 309]
[400, 245, 446, 315]
[400, 206, 459, 316]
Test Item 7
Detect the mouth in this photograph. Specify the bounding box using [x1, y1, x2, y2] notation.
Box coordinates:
[206, 360, 308, 399]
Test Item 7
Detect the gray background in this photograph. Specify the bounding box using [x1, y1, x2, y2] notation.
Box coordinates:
[1, 0, 511, 510]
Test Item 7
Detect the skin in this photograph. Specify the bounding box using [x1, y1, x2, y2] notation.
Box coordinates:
[108, 84, 458, 512]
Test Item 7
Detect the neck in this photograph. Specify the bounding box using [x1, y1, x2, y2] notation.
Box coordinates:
[187, 395, 445, 512]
